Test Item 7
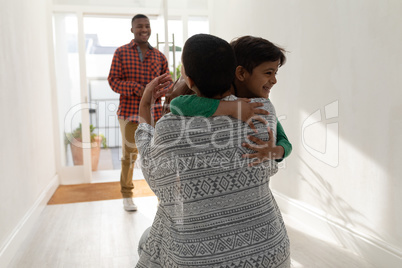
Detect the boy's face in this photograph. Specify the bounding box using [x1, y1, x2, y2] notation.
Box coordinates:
[131, 18, 151, 44]
[243, 60, 280, 99]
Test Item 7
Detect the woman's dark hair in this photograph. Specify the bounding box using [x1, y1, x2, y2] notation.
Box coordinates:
[182, 34, 236, 98]
[230, 35, 286, 73]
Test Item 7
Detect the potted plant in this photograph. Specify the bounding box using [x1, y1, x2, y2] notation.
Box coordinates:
[65, 124, 107, 171]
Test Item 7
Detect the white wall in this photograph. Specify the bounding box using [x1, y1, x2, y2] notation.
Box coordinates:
[210, 0, 402, 267]
[0, 0, 59, 266]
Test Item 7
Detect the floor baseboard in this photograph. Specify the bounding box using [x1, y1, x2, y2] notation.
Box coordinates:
[273, 190, 402, 268]
[0, 175, 59, 267]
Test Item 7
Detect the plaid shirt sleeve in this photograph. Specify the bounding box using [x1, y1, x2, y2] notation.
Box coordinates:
[108, 40, 173, 123]
[108, 46, 144, 97]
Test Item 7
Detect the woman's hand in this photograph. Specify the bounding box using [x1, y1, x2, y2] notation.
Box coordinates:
[139, 73, 171, 125]
[142, 73, 171, 106]
[242, 126, 284, 167]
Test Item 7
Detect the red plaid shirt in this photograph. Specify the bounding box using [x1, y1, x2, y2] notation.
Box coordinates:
[108, 40, 172, 123]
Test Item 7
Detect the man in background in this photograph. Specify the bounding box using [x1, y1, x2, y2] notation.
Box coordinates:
[108, 14, 172, 211]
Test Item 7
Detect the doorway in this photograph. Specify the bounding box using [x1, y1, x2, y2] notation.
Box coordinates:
[53, 11, 209, 184]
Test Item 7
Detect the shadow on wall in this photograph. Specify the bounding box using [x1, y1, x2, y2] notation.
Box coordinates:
[297, 157, 386, 249]
[280, 95, 402, 263]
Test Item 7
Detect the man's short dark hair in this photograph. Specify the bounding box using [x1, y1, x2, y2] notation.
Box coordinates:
[231, 36, 286, 74]
[132, 14, 149, 24]
[182, 34, 236, 98]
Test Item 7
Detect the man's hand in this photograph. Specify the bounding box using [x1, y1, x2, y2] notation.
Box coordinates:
[241, 126, 284, 167]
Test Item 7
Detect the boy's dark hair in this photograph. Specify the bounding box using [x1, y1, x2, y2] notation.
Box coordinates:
[182, 34, 236, 98]
[230, 36, 286, 73]
[132, 14, 149, 24]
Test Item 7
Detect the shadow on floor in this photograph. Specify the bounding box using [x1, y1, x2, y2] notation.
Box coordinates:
[285, 222, 375, 268]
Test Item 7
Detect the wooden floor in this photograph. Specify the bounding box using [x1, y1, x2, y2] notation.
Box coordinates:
[9, 196, 376, 268]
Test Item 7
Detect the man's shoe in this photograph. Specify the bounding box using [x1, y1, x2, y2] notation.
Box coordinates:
[123, 198, 138, 211]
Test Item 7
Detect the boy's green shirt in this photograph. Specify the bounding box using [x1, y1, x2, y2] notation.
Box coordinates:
[170, 95, 292, 162]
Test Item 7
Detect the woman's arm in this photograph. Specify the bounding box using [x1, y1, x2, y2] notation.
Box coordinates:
[139, 73, 171, 126]
[136, 73, 171, 189]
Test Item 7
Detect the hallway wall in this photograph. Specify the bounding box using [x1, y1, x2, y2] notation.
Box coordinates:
[210, 0, 402, 267]
[0, 0, 59, 266]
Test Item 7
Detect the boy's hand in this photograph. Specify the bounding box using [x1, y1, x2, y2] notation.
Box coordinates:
[241, 127, 284, 167]
[231, 98, 269, 133]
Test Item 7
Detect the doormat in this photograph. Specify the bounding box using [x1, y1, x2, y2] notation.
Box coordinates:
[48, 180, 155, 205]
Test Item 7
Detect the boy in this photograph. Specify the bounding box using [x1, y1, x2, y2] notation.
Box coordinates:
[135, 34, 290, 267]
[170, 35, 292, 167]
